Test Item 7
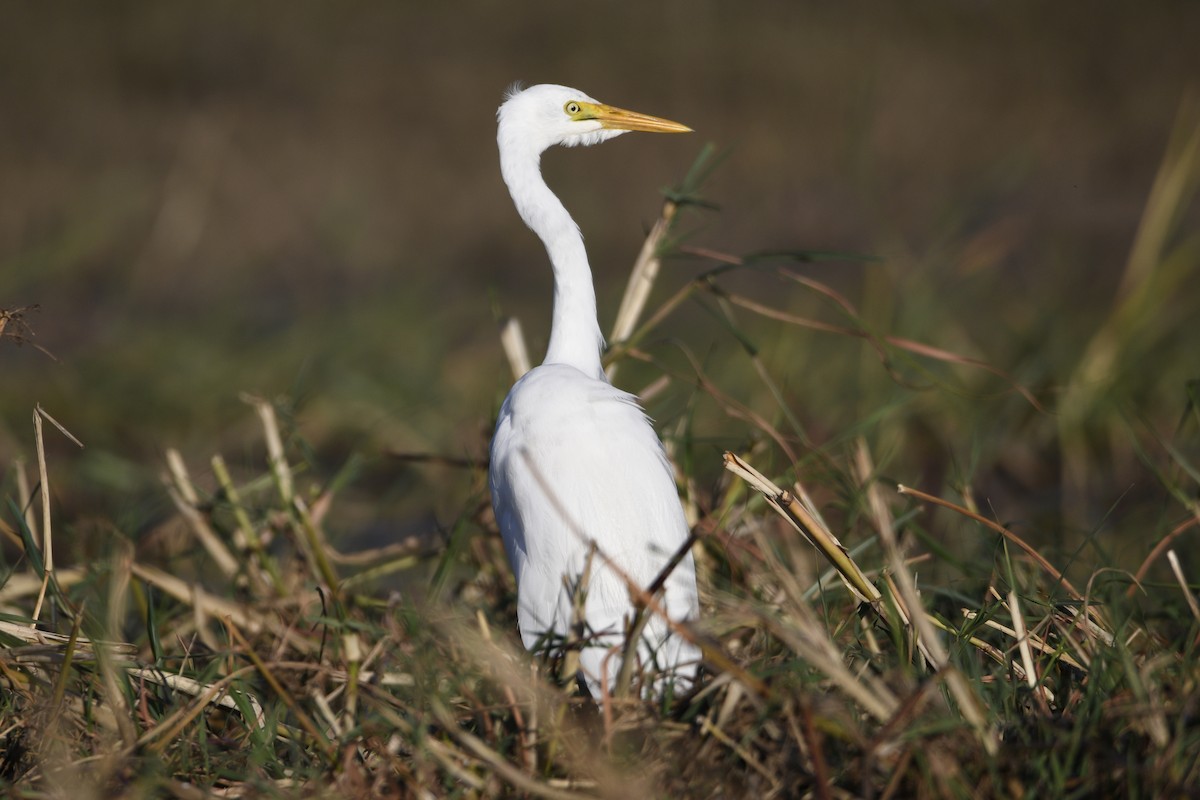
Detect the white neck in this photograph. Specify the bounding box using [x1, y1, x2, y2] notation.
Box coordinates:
[500, 141, 605, 380]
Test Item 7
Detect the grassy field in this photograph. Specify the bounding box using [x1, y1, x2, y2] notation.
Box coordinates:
[3, 3, 1200, 797]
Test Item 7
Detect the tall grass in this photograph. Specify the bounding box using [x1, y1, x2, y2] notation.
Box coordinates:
[2, 121, 1199, 798]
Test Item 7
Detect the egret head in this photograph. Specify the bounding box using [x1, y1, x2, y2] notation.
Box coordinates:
[497, 84, 691, 155]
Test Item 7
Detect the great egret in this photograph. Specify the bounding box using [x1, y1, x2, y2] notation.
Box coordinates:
[489, 84, 701, 697]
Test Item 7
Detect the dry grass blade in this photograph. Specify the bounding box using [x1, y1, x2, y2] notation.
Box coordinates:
[879, 333, 1046, 412]
[698, 714, 779, 791]
[430, 699, 602, 800]
[30, 407, 53, 624]
[0, 620, 138, 671]
[101, 542, 138, 747]
[130, 667, 266, 728]
[855, 442, 997, 754]
[243, 393, 294, 504]
[724, 452, 880, 604]
[605, 278, 699, 367]
[1128, 516, 1200, 597]
[430, 617, 647, 797]
[650, 348, 797, 464]
[501, 316, 532, 381]
[224, 616, 336, 761]
[0, 567, 86, 604]
[854, 442, 942, 667]
[35, 405, 83, 449]
[956, 610, 1086, 672]
[137, 665, 260, 752]
[0, 305, 57, 361]
[13, 457, 37, 541]
[897, 484, 1085, 601]
[721, 286, 1045, 412]
[684, 249, 1045, 411]
[291, 495, 343, 594]
[164, 448, 239, 579]
[129, 562, 315, 654]
[18, 406, 86, 630]
[756, 608, 899, 723]
[238, 395, 342, 592]
[1167, 550, 1200, 623]
[607, 199, 678, 383]
[49, 606, 85, 717]
[1007, 590, 1040, 693]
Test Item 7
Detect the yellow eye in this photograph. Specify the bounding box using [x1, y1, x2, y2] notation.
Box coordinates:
[565, 101, 581, 115]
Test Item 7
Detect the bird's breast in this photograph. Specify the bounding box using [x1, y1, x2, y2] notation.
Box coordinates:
[490, 363, 679, 545]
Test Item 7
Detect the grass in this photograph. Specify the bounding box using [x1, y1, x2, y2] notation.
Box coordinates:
[3, 101, 1200, 800]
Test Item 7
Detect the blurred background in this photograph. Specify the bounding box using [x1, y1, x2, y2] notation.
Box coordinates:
[1, 2, 1197, 564]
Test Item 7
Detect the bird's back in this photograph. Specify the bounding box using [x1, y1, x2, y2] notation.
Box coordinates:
[490, 363, 700, 693]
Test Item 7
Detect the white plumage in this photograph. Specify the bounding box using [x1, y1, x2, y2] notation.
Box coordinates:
[489, 84, 700, 697]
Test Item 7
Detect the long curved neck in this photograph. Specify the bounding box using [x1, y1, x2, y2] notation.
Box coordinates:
[500, 142, 605, 380]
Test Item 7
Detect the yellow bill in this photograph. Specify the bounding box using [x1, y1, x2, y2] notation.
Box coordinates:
[577, 101, 692, 133]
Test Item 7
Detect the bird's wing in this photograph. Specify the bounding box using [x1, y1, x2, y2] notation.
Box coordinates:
[490, 364, 697, 652]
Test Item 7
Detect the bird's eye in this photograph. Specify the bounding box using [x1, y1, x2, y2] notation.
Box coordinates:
[565, 101, 581, 115]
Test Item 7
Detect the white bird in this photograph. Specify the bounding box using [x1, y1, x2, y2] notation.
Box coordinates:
[489, 84, 701, 698]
